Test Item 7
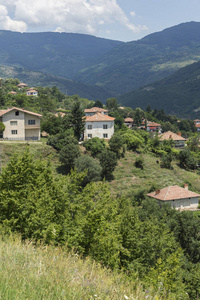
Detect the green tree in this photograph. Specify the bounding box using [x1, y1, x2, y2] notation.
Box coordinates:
[108, 132, 125, 158]
[75, 155, 102, 186]
[98, 149, 118, 180]
[0, 148, 65, 243]
[68, 100, 85, 140]
[59, 142, 80, 173]
[93, 100, 103, 108]
[83, 137, 105, 157]
[106, 97, 118, 110]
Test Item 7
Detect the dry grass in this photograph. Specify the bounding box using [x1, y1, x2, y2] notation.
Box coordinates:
[0, 235, 160, 300]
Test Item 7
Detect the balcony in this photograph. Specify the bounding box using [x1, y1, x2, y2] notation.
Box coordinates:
[25, 125, 40, 129]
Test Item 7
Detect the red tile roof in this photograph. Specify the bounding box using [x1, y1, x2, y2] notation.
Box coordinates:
[124, 117, 134, 122]
[147, 185, 200, 201]
[0, 107, 42, 117]
[147, 122, 161, 127]
[195, 124, 200, 128]
[84, 112, 115, 122]
[84, 107, 108, 113]
[159, 131, 186, 141]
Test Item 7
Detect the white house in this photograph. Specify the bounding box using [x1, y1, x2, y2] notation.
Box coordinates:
[26, 89, 38, 97]
[147, 184, 200, 210]
[0, 107, 42, 141]
[84, 112, 115, 140]
[159, 131, 186, 148]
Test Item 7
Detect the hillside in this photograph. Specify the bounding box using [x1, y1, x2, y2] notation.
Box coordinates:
[1, 22, 200, 101]
[0, 65, 113, 101]
[118, 60, 200, 119]
[75, 21, 200, 95]
[0, 30, 122, 79]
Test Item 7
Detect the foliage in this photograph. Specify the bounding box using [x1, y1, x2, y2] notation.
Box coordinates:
[0, 122, 5, 132]
[122, 130, 144, 151]
[59, 142, 80, 173]
[68, 100, 85, 140]
[98, 149, 118, 180]
[47, 130, 77, 151]
[108, 132, 125, 158]
[83, 137, 106, 157]
[160, 153, 173, 169]
[75, 155, 102, 186]
[179, 149, 197, 170]
[134, 156, 144, 169]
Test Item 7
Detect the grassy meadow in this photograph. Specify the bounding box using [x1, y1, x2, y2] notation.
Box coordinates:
[0, 235, 158, 300]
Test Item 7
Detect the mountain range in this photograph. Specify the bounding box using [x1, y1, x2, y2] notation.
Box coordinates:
[0, 22, 200, 117]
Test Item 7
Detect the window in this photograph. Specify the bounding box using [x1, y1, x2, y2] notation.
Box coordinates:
[87, 125, 92, 130]
[10, 121, 17, 126]
[15, 111, 19, 116]
[103, 133, 108, 138]
[11, 130, 17, 135]
[28, 120, 36, 125]
[88, 134, 92, 138]
[103, 124, 108, 129]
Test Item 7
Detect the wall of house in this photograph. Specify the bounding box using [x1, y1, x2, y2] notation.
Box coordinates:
[159, 197, 199, 210]
[2, 110, 41, 140]
[84, 121, 114, 140]
[3, 110, 25, 140]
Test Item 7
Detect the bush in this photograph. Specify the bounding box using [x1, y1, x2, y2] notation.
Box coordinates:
[75, 155, 102, 186]
[134, 156, 144, 169]
[83, 137, 105, 157]
[59, 143, 80, 173]
[160, 153, 173, 169]
[98, 149, 118, 180]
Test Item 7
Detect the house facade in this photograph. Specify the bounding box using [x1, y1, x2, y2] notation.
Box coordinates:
[159, 131, 186, 148]
[194, 119, 200, 132]
[84, 112, 115, 140]
[147, 184, 200, 210]
[0, 107, 42, 141]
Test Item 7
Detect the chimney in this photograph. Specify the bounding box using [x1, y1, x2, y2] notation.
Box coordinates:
[156, 189, 160, 195]
[184, 184, 188, 190]
[177, 132, 182, 136]
[169, 135, 172, 139]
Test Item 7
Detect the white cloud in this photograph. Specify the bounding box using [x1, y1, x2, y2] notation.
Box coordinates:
[0, 0, 147, 36]
[130, 11, 136, 17]
[0, 4, 26, 31]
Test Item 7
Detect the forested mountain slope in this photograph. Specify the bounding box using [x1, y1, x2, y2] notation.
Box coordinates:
[118, 60, 200, 119]
[75, 22, 200, 95]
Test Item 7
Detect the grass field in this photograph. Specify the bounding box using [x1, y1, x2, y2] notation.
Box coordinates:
[0, 235, 158, 300]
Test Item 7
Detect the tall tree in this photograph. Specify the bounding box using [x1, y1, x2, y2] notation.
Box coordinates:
[69, 100, 85, 140]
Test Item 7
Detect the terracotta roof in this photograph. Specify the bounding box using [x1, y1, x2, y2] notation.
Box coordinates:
[147, 185, 200, 201]
[54, 112, 66, 117]
[124, 117, 134, 122]
[147, 122, 161, 127]
[159, 131, 186, 141]
[84, 107, 108, 113]
[84, 112, 115, 122]
[9, 91, 17, 95]
[27, 89, 37, 93]
[0, 107, 42, 117]
[194, 119, 200, 122]
[17, 83, 27, 87]
[195, 124, 200, 128]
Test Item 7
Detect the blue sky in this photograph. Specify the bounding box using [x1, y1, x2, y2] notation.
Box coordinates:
[0, 0, 200, 41]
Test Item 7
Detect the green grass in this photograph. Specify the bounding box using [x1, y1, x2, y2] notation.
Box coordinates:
[110, 151, 200, 196]
[0, 235, 158, 300]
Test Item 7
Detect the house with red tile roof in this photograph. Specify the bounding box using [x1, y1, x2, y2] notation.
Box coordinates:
[17, 83, 28, 89]
[84, 112, 115, 140]
[147, 121, 161, 132]
[84, 107, 108, 116]
[159, 131, 186, 148]
[26, 88, 38, 97]
[147, 184, 200, 210]
[0, 107, 42, 141]
[124, 117, 134, 128]
[194, 119, 200, 132]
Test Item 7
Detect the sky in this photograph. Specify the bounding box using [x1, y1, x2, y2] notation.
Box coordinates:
[0, 0, 200, 42]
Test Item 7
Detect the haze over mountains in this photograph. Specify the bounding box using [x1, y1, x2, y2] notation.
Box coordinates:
[1, 21, 200, 117]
